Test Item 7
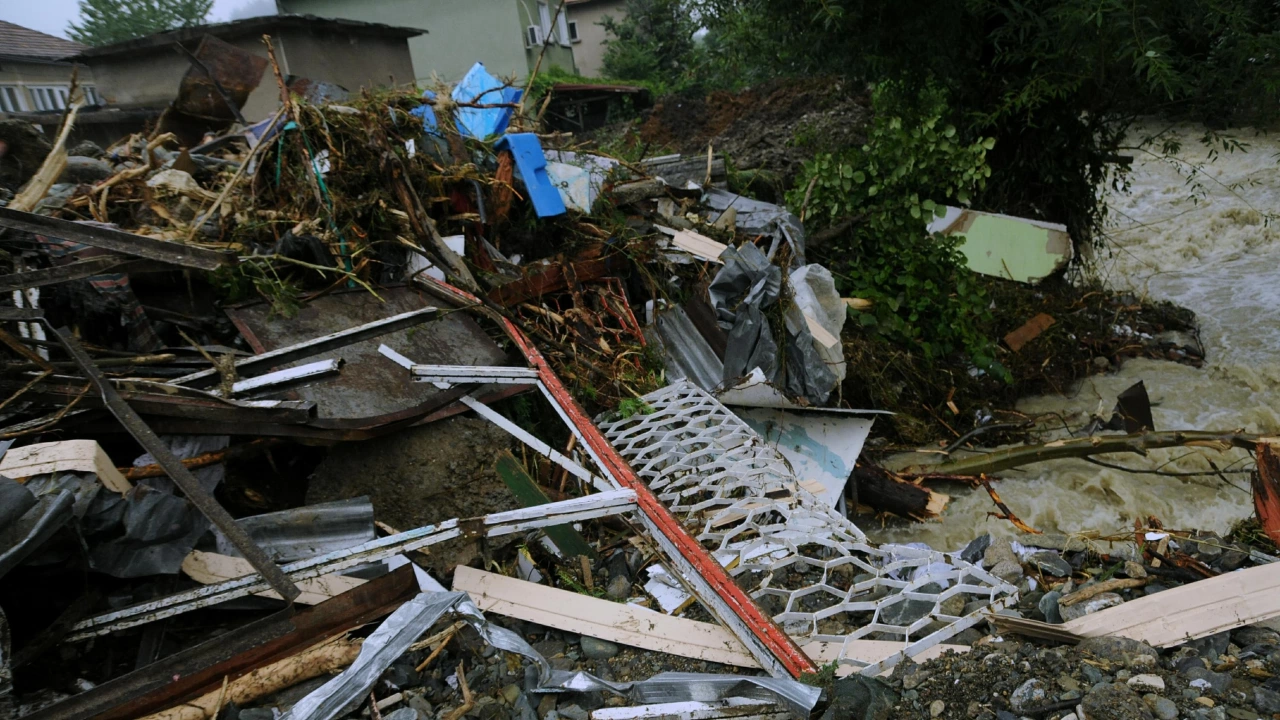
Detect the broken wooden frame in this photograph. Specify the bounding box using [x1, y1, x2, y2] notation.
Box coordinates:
[0, 206, 237, 271]
[64, 489, 638, 641]
[170, 306, 438, 389]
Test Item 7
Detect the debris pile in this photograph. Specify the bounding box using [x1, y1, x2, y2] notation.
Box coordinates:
[0, 52, 1279, 720]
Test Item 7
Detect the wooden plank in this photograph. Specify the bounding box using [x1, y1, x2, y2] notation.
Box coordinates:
[494, 450, 597, 559]
[453, 566, 760, 668]
[453, 567, 970, 674]
[181, 551, 364, 605]
[992, 559, 1280, 647]
[0, 439, 131, 493]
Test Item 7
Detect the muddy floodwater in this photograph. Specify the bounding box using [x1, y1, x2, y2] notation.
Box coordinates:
[867, 124, 1280, 549]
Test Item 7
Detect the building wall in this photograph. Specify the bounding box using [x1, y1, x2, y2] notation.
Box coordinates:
[0, 59, 100, 113]
[566, 0, 626, 78]
[279, 0, 577, 83]
[515, 0, 578, 76]
[88, 34, 279, 112]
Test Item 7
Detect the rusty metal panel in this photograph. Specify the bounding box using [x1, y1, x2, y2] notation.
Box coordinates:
[224, 287, 509, 422]
[174, 35, 268, 120]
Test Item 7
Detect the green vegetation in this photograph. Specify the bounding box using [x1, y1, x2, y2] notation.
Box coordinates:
[600, 0, 702, 91]
[790, 83, 1000, 370]
[68, 0, 212, 46]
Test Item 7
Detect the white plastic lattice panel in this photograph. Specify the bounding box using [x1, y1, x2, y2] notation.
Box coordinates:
[598, 381, 1018, 675]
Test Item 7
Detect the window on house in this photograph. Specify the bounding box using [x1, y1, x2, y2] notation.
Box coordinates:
[557, 12, 571, 46]
[29, 86, 69, 111]
[0, 85, 25, 113]
[567, 19, 580, 43]
[538, 2, 553, 44]
[83, 85, 103, 106]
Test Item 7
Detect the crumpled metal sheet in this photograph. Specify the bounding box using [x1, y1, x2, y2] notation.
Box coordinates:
[282, 591, 820, 720]
[703, 190, 806, 265]
[214, 497, 376, 564]
[651, 306, 724, 392]
[710, 243, 780, 385]
[0, 485, 74, 580]
[17, 472, 210, 578]
[598, 382, 1018, 675]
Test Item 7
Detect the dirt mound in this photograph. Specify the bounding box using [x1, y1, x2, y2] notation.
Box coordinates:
[638, 78, 871, 188]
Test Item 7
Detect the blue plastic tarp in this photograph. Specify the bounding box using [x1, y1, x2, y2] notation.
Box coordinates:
[496, 133, 567, 217]
[452, 62, 521, 139]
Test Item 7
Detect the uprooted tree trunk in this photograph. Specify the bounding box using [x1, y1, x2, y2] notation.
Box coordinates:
[852, 464, 949, 520]
[140, 636, 362, 720]
[905, 430, 1259, 477]
[1254, 438, 1280, 547]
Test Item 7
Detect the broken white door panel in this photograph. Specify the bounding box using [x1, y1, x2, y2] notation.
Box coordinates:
[547, 161, 595, 212]
[928, 206, 1072, 284]
[182, 550, 364, 604]
[732, 407, 873, 509]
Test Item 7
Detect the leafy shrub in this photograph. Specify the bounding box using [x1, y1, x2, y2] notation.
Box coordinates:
[790, 82, 1002, 372]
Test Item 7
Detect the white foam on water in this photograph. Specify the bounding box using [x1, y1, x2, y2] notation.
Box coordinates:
[868, 124, 1280, 550]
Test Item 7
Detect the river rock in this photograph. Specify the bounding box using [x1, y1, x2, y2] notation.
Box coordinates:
[961, 534, 991, 564]
[881, 597, 935, 626]
[1028, 551, 1072, 577]
[1236, 625, 1280, 648]
[558, 705, 589, 720]
[1039, 591, 1063, 624]
[59, 156, 114, 184]
[1011, 679, 1047, 711]
[984, 540, 1018, 569]
[1061, 592, 1124, 621]
[384, 708, 420, 720]
[1017, 532, 1090, 552]
[1124, 561, 1148, 578]
[990, 559, 1024, 583]
[1078, 637, 1160, 665]
[1082, 683, 1154, 720]
[1255, 686, 1280, 714]
[1128, 674, 1165, 693]
[606, 575, 631, 600]
[1187, 632, 1232, 661]
[820, 675, 896, 720]
[929, 699, 945, 717]
[1183, 666, 1233, 695]
[1145, 694, 1179, 720]
[580, 636, 619, 660]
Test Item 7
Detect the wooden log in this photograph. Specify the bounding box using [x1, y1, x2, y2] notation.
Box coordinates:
[911, 430, 1258, 477]
[138, 636, 362, 720]
[1254, 438, 1280, 547]
[852, 464, 949, 520]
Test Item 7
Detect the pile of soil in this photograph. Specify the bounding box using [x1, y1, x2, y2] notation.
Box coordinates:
[636, 77, 871, 192]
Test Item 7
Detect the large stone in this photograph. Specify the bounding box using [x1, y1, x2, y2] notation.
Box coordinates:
[1061, 592, 1124, 622]
[1185, 631, 1232, 661]
[1236, 625, 1280, 648]
[1078, 637, 1160, 664]
[1017, 532, 1090, 553]
[558, 705, 589, 720]
[1124, 561, 1148, 579]
[990, 559, 1024, 583]
[1011, 679, 1048, 711]
[59, 156, 114, 184]
[580, 636, 619, 660]
[820, 675, 897, 720]
[1128, 675, 1165, 693]
[1145, 694, 1178, 720]
[606, 575, 631, 600]
[961, 534, 991, 564]
[1028, 551, 1072, 577]
[1182, 667, 1233, 695]
[1039, 591, 1063, 624]
[384, 709, 421, 720]
[881, 597, 935, 626]
[984, 541, 1018, 569]
[1082, 683, 1154, 720]
[1255, 686, 1280, 715]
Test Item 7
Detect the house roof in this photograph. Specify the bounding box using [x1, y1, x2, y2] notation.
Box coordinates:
[0, 21, 87, 62]
[73, 14, 426, 60]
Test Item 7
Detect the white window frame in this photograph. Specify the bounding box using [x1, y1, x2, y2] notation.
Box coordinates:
[29, 85, 70, 111]
[0, 85, 27, 113]
[567, 19, 580, 43]
[557, 11, 571, 47]
[538, 2, 553, 45]
[82, 85, 103, 106]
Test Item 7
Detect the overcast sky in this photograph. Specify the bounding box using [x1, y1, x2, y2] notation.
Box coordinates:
[3, 0, 277, 39]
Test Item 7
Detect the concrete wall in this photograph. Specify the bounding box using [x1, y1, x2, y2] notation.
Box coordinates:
[0, 60, 100, 112]
[85, 27, 414, 124]
[566, 0, 626, 78]
[279, 0, 577, 83]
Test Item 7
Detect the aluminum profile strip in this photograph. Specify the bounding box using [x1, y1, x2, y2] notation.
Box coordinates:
[409, 364, 539, 384]
[598, 381, 1018, 676]
[65, 490, 638, 641]
[409, 276, 815, 680]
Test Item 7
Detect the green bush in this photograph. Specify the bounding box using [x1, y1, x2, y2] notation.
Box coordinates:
[790, 83, 1002, 372]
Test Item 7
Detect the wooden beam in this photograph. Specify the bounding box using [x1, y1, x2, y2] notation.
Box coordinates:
[1255, 438, 1280, 546]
